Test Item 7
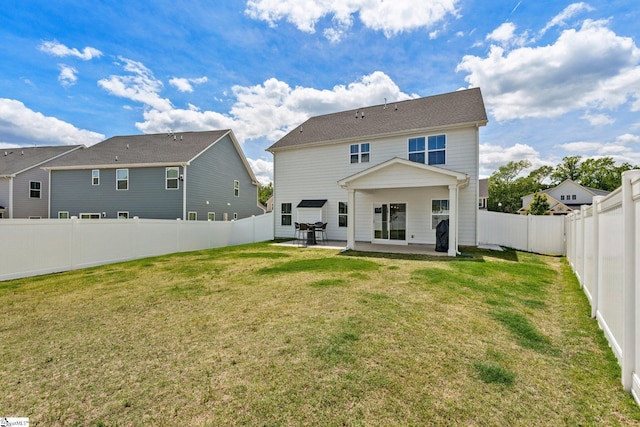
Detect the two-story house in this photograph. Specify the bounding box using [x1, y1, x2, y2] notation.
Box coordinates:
[267, 88, 488, 255]
[44, 130, 264, 221]
[0, 145, 83, 218]
[519, 179, 610, 215]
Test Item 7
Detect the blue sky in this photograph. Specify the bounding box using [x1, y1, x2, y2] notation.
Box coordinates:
[1, 0, 639, 182]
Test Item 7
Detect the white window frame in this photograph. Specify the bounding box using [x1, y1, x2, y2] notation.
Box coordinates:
[281, 203, 292, 226]
[80, 213, 101, 219]
[29, 180, 41, 198]
[188, 211, 197, 221]
[427, 134, 446, 165]
[207, 212, 215, 221]
[166, 167, 179, 190]
[234, 180, 240, 197]
[58, 211, 69, 219]
[117, 211, 130, 219]
[92, 169, 100, 186]
[349, 143, 370, 164]
[116, 169, 129, 191]
[431, 199, 449, 229]
[338, 202, 348, 227]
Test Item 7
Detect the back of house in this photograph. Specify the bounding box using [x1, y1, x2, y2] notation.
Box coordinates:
[268, 87, 488, 255]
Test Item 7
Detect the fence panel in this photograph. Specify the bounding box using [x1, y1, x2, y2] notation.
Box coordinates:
[565, 170, 640, 405]
[1, 213, 274, 281]
[478, 210, 565, 255]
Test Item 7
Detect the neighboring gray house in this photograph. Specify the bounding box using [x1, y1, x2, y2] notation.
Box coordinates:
[0, 145, 83, 218]
[44, 130, 263, 221]
[479, 178, 488, 210]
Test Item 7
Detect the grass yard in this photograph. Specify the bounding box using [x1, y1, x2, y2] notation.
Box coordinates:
[2, 242, 640, 426]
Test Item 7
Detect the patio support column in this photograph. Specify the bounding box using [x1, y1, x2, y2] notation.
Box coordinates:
[347, 189, 356, 250]
[448, 184, 458, 256]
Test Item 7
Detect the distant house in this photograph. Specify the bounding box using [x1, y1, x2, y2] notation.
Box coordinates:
[478, 178, 488, 210]
[519, 179, 610, 215]
[267, 88, 488, 255]
[0, 145, 83, 219]
[44, 130, 263, 221]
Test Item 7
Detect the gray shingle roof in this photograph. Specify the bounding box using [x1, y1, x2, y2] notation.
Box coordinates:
[267, 88, 487, 151]
[0, 145, 83, 176]
[45, 130, 231, 169]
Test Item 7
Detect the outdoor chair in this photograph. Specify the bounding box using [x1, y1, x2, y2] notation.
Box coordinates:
[297, 223, 309, 247]
[314, 222, 327, 244]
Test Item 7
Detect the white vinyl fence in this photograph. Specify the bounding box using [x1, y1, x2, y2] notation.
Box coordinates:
[1, 213, 274, 281]
[478, 210, 565, 255]
[565, 170, 640, 405]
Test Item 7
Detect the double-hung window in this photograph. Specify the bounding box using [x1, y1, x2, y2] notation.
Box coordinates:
[234, 180, 240, 197]
[29, 181, 41, 198]
[166, 167, 179, 189]
[116, 169, 129, 190]
[408, 135, 446, 165]
[92, 170, 100, 186]
[432, 200, 449, 229]
[338, 202, 348, 227]
[281, 203, 292, 226]
[350, 143, 370, 163]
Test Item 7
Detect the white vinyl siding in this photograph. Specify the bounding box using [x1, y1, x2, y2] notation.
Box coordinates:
[273, 127, 478, 245]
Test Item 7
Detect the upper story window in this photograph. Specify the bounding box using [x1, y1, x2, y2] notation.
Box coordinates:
[116, 169, 129, 190]
[234, 180, 240, 197]
[408, 135, 446, 165]
[166, 167, 179, 189]
[29, 181, 41, 198]
[92, 169, 100, 186]
[350, 143, 370, 163]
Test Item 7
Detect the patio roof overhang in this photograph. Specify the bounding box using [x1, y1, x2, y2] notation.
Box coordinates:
[337, 157, 468, 190]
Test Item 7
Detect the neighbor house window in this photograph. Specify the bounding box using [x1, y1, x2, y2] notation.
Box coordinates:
[166, 167, 179, 189]
[58, 211, 69, 219]
[116, 169, 129, 190]
[188, 212, 197, 221]
[117, 211, 129, 219]
[408, 135, 446, 165]
[281, 203, 292, 226]
[29, 181, 41, 198]
[338, 202, 348, 227]
[560, 195, 565, 201]
[92, 169, 100, 186]
[350, 143, 370, 163]
[80, 213, 101, 219]
[234, 180, 240, 197]
[572, 195, 576, 200]
[431, 200, 449, 229]
[233, 212, 238, 220]
[208, 212, 215, 221]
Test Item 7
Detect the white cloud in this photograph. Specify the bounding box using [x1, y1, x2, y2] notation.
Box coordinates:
[58, 64, 78, 87]
[39, 40, 103, 60]
[539, 2, 594, 36]
[98, 57, 173, 111]
[558, 133, 640, 165]
[0, 98, 104, 146]
[458, 19, 640, 122]
[245, 0, 459, 41]
[247, 158, 273, 185]
[479, 142, 549, 177]
[486, 22, 529, 48]
[169, 76, 208, 93]
[581, 112, 615, 126]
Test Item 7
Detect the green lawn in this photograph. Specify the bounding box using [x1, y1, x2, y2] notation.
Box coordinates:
[2, 243, 639, 426]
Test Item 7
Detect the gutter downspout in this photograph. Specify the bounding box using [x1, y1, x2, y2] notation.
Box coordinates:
[182, 165, 187, 220]
[8, 176, 14, 219]
[47, 169, 51, 219]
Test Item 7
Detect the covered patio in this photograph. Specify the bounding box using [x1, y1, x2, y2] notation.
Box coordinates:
[337, 158, 469, 256]
[272, 240, 448, 256]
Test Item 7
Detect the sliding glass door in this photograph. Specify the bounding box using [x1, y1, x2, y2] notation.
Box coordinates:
[373, 203, 406, 242]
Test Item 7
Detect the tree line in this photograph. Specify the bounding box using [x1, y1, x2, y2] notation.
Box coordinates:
[488, 156, 637, 214]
